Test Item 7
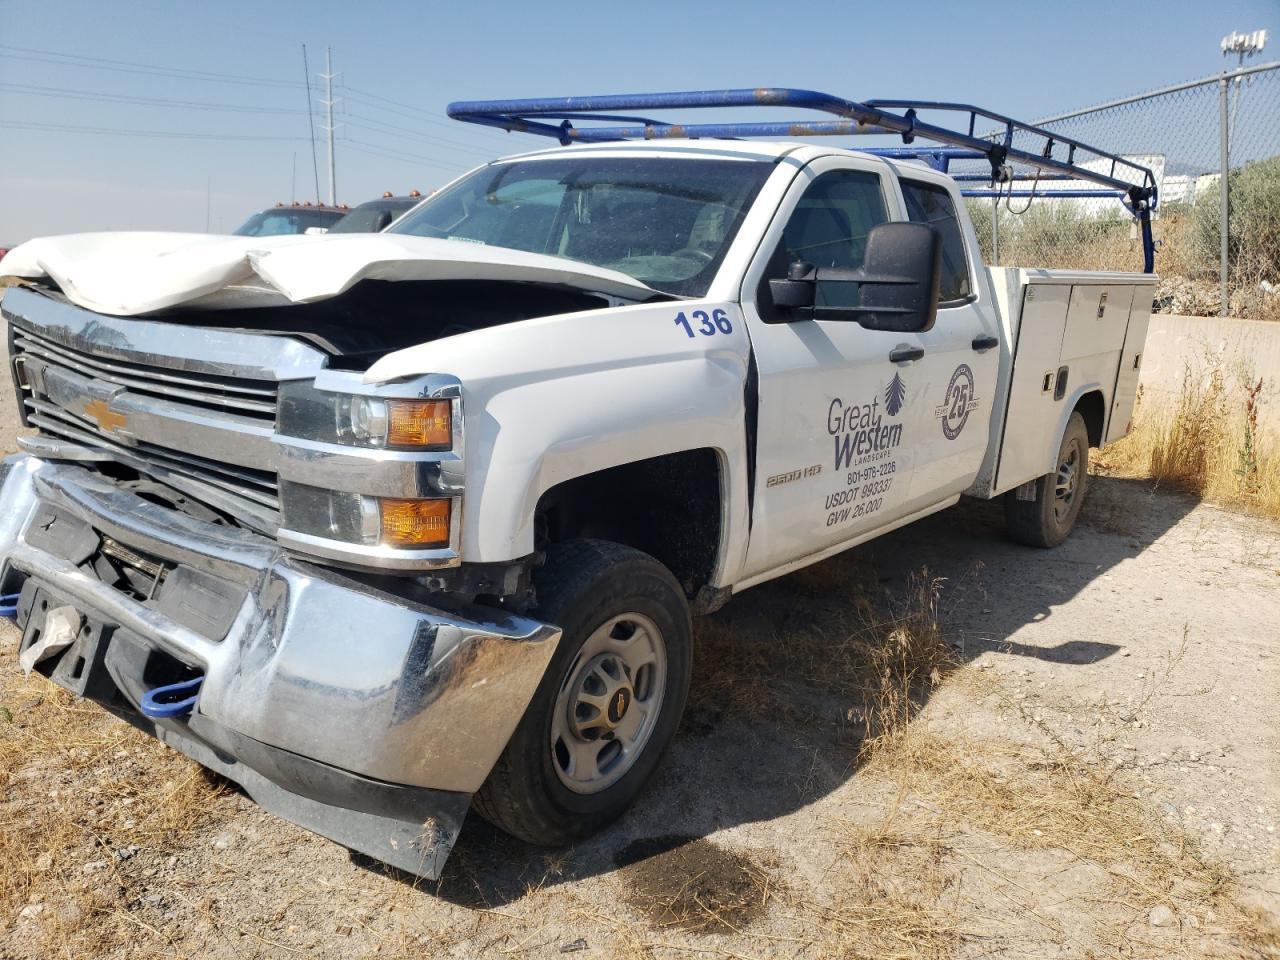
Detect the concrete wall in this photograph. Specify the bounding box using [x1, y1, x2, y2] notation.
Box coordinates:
[1139, 314, 1280, 432]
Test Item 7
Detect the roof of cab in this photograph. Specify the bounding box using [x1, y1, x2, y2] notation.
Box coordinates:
[481, 138, 964, 192]
[490, 138, 867, 165]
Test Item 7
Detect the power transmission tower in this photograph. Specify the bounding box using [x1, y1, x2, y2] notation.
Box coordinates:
[318, 47, 338, 206]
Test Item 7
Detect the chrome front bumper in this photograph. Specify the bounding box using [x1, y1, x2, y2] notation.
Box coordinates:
[0, 454, 560, 877]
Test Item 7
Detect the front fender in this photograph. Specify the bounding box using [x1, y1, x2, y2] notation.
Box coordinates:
[364, 299, 753, 581]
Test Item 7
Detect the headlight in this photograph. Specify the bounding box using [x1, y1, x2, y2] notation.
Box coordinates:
[273, 375, 464, 569]
[279, 382, 453, 450]
[345, 395, 388, 443]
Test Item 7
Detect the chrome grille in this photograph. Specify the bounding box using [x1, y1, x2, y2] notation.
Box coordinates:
[23, 397, 279, 509]
[14, 325, 278, 420]
[3, 287, 329, 530]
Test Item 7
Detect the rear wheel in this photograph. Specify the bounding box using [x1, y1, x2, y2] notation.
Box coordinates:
[473, 539, 692, 845]
[1004, 412, 1089, 548]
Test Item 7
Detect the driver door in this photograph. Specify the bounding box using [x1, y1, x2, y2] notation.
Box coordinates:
[736, 157, 951, 581]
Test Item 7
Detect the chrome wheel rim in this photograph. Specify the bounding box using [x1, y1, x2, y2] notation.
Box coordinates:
[550, 613, 667, 795]
[1054, 444, 1080, 521]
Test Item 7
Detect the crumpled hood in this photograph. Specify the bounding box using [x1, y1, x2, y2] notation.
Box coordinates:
[0, 231, 657, 316]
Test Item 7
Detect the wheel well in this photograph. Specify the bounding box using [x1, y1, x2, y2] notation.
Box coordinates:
[1074, 391, 1106, 447]
[534, 449, 722, 599]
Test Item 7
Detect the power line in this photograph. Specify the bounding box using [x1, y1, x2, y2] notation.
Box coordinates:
[344, 138, 476, 175]
[342, 115, 496, 158]
[0, 119, 310, 141]
[343, 85, 513, 139]
[0, 81, 308, 115]
[342, 85, 439, 118]
[0, 44, 303, 87]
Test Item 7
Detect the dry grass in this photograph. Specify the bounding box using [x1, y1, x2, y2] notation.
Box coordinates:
[693, 562, 1280, 958]
[816, 818, 960, 960]
[855, 720, 1280, 958]
[0, 654, 229, 958]
[692, 566, 952, 746]
[1096, 365, 1280, 519]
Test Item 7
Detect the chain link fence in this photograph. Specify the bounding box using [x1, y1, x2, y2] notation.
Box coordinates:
[958, 62, 1280, 320]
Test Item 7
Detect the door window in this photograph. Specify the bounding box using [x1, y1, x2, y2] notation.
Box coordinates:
[770, 170, 889, 308]
[899, 179, 972, 304]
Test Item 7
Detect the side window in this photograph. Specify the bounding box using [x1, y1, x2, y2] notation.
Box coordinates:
[771, 170, 889, 307]
[899, 179, 972, 304]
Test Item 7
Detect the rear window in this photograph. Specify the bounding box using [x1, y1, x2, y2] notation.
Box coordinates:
[899, 179, 972, 304]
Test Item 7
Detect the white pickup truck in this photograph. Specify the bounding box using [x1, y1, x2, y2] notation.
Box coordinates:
[0, 89, 1156, 879]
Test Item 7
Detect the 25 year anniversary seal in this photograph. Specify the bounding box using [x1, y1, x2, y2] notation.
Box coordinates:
[935, 363, 979, 440]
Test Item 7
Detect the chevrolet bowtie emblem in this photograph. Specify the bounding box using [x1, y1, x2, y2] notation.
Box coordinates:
[84, 398, 128, 433]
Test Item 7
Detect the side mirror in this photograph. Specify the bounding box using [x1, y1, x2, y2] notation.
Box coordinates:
[767, 221, 943, 332]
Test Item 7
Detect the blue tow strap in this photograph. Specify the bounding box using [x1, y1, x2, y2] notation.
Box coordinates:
[140, 675, 204, 719]
[0, 594, 19, 618]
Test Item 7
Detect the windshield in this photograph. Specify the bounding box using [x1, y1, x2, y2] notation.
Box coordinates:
[389, 156, 774, 296]
[233, 208, 345, 237]
[328, 201, 413, 234]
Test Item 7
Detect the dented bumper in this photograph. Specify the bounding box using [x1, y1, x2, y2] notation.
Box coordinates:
[0, 454, 560, 878]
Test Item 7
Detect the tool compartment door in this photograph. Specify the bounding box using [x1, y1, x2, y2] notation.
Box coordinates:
[1061, 283, 1133, 361]
[994, 282, 1072, 492]
[1106, 285, 1155, 443]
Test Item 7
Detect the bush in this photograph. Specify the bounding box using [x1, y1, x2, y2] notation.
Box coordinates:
[966, 197, 1139, 272]
[1191, 155, 1280, 286]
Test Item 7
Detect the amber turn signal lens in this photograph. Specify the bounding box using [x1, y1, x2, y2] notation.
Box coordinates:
[386, 400, 451, 447]
[380, 498, 451, 548]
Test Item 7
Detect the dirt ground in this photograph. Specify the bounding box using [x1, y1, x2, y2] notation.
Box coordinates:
[1, 310, 1278, 958]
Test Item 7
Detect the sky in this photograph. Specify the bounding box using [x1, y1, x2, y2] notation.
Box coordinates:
[0, 0, 1277, 243]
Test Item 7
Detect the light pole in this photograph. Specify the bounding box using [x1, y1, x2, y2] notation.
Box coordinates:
[1216, 29, 1267, 316]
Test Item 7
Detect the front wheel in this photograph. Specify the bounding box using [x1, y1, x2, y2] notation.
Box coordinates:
[1004, 411, 1089, 548]
[472, 539, 692, 845]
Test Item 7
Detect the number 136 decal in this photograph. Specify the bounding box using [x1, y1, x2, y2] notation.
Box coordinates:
[674, 309, 733, 338]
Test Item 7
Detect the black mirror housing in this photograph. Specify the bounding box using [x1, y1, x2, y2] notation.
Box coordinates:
[765, 222, 943, 332]
[854, 221, 943, 332]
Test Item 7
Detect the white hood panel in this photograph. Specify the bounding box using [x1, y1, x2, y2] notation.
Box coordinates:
[0, 231, 656, 316]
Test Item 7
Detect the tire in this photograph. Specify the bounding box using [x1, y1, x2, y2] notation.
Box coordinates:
[1004, 411, 1090, 548]
[473, 539, 692, 845]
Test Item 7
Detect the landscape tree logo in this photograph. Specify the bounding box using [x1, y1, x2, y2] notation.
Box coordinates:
[934, 364, 979, 440]
[884, 373, 907, 416]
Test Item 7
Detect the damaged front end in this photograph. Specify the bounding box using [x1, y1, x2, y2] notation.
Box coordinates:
[0, 455, 559, 878]
[0, 283, 563, 878]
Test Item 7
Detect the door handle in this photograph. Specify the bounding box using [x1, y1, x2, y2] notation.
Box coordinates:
[889, 346, 925, 363]
[971, 335, 999, 352]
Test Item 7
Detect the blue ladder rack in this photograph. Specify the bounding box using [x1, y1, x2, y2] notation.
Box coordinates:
[448, 89, 1157, 272]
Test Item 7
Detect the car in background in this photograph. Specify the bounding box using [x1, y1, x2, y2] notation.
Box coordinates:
[233, 202, 349, 237]
[327, 191, 425, 234]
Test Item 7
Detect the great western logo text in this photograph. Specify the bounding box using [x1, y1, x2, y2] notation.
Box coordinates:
[828, 375, 906, 470]
[828, 395, 903, 469]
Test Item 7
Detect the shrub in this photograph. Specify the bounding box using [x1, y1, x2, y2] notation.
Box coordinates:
[1191, 154, 1280, 286]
